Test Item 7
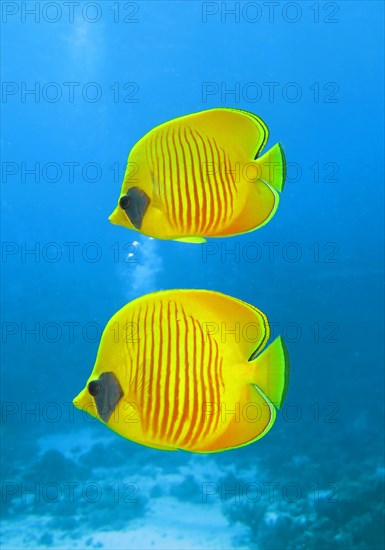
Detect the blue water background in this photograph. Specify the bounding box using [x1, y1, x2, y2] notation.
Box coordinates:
[1, 1, 384, 548]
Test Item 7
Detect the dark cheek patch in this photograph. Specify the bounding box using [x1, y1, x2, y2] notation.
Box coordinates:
[120, 187, 150, 230]
[88, 372, 123, 423]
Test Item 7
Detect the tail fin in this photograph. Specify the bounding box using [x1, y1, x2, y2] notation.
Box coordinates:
[255, 143, 286, 192]
[250, 336, 290, 409]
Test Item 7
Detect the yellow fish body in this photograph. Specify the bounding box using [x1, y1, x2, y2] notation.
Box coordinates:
[109, 108, 286, 242]
[73, 290, 290, 453]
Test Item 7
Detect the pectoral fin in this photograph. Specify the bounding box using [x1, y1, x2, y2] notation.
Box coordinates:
[174, 237, 207, 244]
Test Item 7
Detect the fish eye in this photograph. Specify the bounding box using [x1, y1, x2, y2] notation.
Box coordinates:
[119, 195, 131, 209]
[88, 380, 100, 396]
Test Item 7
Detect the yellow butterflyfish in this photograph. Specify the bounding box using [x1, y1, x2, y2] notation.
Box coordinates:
[73, 290, 290, 453]
[109, 108, 286, 243]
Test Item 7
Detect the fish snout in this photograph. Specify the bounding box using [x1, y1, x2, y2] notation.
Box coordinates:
[108, 205, 130, 227]
[72, 387, 97, 418]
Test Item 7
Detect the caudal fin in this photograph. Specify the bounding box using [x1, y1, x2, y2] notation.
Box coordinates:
[250, 336, 290, 409]
[255, 143, 286, 192]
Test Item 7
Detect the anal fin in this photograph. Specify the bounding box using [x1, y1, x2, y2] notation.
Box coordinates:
[193, 385, 276, 453]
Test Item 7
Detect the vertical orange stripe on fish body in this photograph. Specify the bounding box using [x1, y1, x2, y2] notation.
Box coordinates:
[146, 130, 174, 232]
[156, 299, 170, 439]
[172, 306, 190, 444]
[167, 128, 181, 229]
[213, 137, 234, 224]
[188, 320, 210, 448]
[148, 300, 163, 437]
[173, 126, 188, 235]
[182, 127, 199, 233]
[143, 303, 155, 432]
[166, 130, 179, 230]
[197, 321, 214, 444]
[158, 129, 174, 227]
[207, 138, 223, 233]
[169, 304, 190, 443]
[194, 317, 208, 442]
[165, 303, 182, 441]
[178, 314, 197, 446]
[187, 127, 209, 234]
[195, 129, 218, 234]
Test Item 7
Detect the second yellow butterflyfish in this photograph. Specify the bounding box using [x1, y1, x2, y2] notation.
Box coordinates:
[109, 108, 286, 243]
[73, 289, 290, 453]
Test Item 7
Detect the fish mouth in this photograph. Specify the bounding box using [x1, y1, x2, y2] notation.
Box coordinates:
[72, 388, 97, 417]
[108, 207, 137, 232]
[108, 206, 130, 227]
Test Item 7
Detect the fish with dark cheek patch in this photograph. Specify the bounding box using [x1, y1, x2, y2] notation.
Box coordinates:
[73, 289, 290, 453]
[109, 108, 286, 243]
